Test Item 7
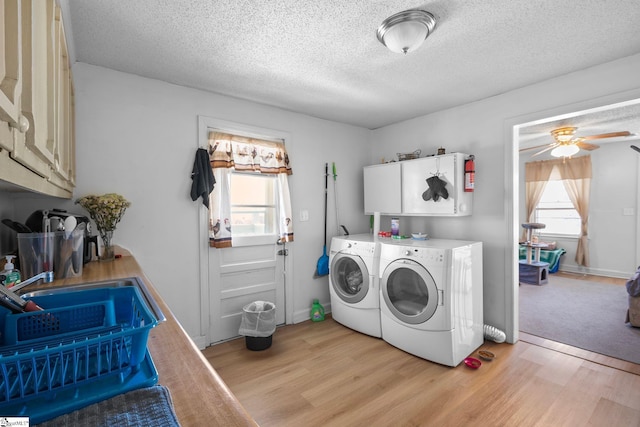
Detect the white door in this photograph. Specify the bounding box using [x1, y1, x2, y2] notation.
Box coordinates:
[209, 239, 286, 343]
[199, 116, 291, 345]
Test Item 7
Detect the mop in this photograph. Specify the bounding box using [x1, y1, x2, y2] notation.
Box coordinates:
[332, 162, 349, 236]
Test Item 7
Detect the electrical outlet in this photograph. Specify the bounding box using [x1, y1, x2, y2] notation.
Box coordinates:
[623, 208, 635, 216]
[300, 210, 309, 222]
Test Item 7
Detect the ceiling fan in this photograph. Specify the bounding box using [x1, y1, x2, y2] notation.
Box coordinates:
[520, 126, 633, 158]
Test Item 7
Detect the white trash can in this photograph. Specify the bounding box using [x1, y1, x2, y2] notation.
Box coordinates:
[239, 301, 276, 351]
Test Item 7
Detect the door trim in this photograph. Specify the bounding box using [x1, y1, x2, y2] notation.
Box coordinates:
[505, 87, 640, 345]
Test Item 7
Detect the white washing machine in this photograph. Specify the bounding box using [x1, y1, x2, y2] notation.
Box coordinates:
[329, 234, 381, 337]
[379, 238, 483, 366]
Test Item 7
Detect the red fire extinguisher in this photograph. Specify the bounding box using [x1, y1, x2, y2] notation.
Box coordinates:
[464, 155, 475, 192]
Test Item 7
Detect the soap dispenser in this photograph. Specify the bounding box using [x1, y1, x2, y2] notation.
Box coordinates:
[1, 255, 21, 288]
[310, 299, 325, 322]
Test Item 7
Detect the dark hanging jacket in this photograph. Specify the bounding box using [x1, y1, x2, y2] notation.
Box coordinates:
[190, 148, 216, 208]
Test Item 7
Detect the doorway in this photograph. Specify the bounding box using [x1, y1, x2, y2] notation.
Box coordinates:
[506, 90, 640, 346]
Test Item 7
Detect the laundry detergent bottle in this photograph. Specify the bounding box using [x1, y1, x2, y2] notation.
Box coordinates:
[1, 255, 21, 288]
[310, 299, 325, 322]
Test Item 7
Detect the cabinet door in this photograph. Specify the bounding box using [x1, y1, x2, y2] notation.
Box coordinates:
[0, 0, 22, 152]
[364, 162, 401, 214]
[402, 155, 458, 215]
[0, 0, 73, 198]
[12, 0, 55, 178]
[50, 5, 74, 189]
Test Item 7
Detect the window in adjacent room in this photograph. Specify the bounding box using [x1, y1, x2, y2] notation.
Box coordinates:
[534, 180, 581, 236]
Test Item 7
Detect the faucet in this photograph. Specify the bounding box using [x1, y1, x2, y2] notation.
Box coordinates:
[10, 271, 54, 293]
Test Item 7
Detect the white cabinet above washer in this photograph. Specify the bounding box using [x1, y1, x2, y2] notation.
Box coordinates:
[363, 162, 401, 215]
[364, 153, 473, 216]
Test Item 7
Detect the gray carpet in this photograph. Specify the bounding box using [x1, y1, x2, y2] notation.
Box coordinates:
[519, 275, 640, 364]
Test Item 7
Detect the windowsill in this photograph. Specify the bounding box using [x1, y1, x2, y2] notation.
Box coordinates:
[231, 234, 279, 247]
[538, 233, 580, 240]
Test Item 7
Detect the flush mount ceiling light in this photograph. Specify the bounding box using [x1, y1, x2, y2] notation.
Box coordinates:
[377, 9, 436, 54]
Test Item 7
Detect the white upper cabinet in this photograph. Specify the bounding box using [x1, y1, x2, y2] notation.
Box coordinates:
[14, 0, 56, 178]
[402, 153, 473, 216]
[0, 0, 23, 152]
[50, 5, 75, 189]
[364, 162, 401, 215]
[0, 0, 74, 197]
[364, 153, 474, 217]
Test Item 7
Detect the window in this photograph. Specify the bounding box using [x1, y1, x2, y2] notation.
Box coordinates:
[229, 172, 277, 237]
[204, 122, 294, 249]
[534, 180, 580, 236]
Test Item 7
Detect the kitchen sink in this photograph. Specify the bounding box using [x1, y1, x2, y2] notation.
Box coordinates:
[21, 276, 166, 324]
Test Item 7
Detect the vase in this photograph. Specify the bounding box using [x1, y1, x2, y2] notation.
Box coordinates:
[100, 230, 116, 262]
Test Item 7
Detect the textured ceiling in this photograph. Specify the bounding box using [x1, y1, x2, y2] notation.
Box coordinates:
[63, 0, 640, 130]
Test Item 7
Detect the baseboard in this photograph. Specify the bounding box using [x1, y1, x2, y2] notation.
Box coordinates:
[191, 335, 208, 350]
[559, 266, 632, 280]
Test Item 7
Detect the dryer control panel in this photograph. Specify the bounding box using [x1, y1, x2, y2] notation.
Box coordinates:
[380, 244, 446, 267]
[402, 248, 444, 263]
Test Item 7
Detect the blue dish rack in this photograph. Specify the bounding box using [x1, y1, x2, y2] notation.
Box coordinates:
[0, 286, 161, 423]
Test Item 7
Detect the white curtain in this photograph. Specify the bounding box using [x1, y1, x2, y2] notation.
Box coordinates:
[209, 167, 232, 248]
[277, 174, 294, 242]
[207, 131, 293, 248]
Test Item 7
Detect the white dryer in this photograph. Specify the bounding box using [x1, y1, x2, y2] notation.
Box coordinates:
[329, 234, 381, 337]
[379, 239, 483, 366]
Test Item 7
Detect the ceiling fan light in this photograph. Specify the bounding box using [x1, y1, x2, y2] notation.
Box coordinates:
[551, 126, 577, 143]
[551, 144, 580, 158]
[377, 10, 436, 54]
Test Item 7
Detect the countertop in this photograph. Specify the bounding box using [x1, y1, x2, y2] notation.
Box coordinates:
[33, 255, 258, 427]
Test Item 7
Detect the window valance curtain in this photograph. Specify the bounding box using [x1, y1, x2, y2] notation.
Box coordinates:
[524, 155, 592, 266]
[207, 131, 293, 248]
[208, 132, 292, 175]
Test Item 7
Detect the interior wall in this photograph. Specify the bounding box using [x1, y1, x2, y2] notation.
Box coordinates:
[518, 143, 638, 278]
[0, 191, 17, 258]
[369, 53, 640, 341]
[9, 63, 371, 344]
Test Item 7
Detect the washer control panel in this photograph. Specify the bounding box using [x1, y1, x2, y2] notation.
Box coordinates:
[335, 240, 377, 257]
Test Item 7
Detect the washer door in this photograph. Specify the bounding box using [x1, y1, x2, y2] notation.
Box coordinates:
[330, 252, 370, 304]
[381, 259, 438, 325]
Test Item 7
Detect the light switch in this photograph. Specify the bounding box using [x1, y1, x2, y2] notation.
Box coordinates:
[300, 210, 309, 222]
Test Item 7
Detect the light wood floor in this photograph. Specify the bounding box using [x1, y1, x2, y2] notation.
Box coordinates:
[203, 316, 640, 427]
